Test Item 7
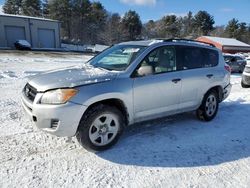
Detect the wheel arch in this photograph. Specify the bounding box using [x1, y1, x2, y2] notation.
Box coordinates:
[205, 85, 224, 103]
[80, 98, 130, 127]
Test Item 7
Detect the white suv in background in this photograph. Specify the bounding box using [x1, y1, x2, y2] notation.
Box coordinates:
[22, 39, 232, 151]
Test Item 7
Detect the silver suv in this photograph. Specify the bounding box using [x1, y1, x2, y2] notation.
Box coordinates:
[21, 39, 232, 151]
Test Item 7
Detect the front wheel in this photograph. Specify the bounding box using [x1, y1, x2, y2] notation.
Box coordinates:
[196, 90, 219, 121]
[76, 105, 124, 152]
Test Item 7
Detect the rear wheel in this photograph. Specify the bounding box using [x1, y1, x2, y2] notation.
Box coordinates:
[196, 90, 219, 121]
[76, 104, 124, 151]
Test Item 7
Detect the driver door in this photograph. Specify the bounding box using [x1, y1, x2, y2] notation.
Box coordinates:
[132, 45, 182, 122]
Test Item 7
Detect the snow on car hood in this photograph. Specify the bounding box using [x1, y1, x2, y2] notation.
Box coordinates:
[28, 64, 118, 92]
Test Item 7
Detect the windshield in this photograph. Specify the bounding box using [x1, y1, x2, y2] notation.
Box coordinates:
[89, 45, 146, 71]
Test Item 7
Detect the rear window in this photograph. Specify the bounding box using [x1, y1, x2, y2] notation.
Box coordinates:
[177, 46, 218, 70]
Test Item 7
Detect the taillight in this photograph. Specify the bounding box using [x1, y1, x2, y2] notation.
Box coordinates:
[224, 64, 231, 73]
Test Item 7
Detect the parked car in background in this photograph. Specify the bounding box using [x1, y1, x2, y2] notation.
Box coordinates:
[14, 40, 31, 50]
[223, 54, 246, 73]
[241, 64, 250, 88]
[21, 39, 231, 151]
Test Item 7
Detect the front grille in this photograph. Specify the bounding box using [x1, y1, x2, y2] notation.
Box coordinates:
[23, 83, 37, 102]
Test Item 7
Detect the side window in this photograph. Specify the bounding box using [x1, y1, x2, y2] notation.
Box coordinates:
[178, 46, 202, 70]
[178, 46, 218, 70]
[135, 46, 177, 76]
[203, 49, 219, 67]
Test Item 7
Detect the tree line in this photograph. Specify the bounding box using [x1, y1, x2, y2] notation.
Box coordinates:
[3, 0, 250, 45]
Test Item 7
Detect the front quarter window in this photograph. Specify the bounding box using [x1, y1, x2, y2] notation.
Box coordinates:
[89, 45, 145, 71]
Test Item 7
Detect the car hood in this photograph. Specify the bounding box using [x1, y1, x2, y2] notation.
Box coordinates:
[28, 65, 118, 92]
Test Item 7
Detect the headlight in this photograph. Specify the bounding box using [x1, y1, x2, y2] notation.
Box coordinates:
[40, 88, 78, 104]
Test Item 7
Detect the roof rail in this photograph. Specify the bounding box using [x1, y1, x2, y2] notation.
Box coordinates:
[162, 38, 216, 48]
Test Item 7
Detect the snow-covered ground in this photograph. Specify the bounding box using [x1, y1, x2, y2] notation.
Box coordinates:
[0, 51, 250, 187]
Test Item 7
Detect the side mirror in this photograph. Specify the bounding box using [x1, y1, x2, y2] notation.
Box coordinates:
[137, 66, 154, 76]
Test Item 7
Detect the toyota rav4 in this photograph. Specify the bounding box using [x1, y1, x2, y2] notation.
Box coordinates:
[21, 39, 232, 151]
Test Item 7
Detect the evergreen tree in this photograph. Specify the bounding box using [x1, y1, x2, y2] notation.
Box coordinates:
[142, 20, 158, 39]
[3, 0, 22, 14]
[237, 22, 247, 41]
[21, 0, 42, 16]
[71, 0, 92, 42]
[224, 18, 239, 38]
[158, 15, 181, 38]
[247, 25, 250, 44]
[181, 11, 194, 37]
[121, 10, 142, 41]
[48, 0, 73, 39]
[100, 13, 122, 45]
[224, 19, 250, 43]
[194, 11, 215, 36]
[88, 1, 107, 44]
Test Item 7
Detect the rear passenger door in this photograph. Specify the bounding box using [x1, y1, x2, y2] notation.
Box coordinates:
[177, 46, 219, 111]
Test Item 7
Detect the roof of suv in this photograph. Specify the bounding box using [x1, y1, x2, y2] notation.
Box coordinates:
[119, 38, 216, 48]
[119, 40, 159, 46]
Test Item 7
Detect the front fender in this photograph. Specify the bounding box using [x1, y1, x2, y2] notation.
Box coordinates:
[70, 79, 134, 124]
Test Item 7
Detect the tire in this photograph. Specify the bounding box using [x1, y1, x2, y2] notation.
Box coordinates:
[76, 104, 124, 152]
[196, 90, 219, 121]
[241, 80, 250, 88]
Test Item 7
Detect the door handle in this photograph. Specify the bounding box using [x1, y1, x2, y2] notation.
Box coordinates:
[206, 74, 213, 78]
[172, 78, 181, 83]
